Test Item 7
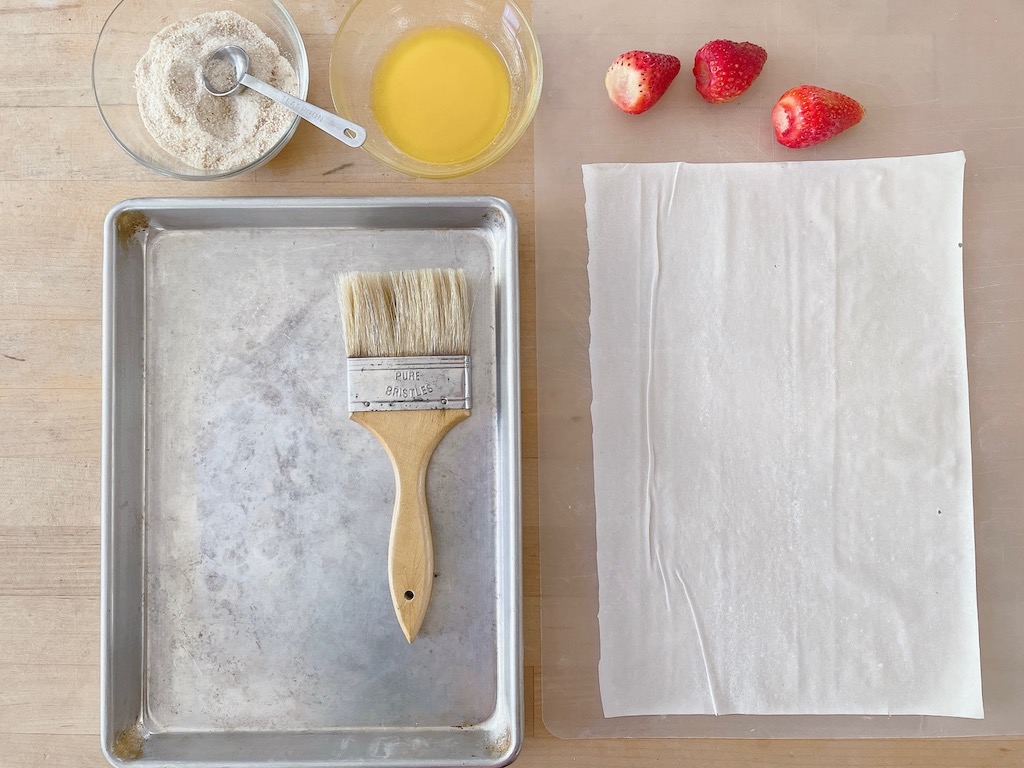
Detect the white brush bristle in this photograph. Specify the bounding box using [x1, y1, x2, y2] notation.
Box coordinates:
[337, 268, 470, 358]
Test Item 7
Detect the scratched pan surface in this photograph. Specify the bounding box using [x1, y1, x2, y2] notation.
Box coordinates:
[100, 197, 521, 767]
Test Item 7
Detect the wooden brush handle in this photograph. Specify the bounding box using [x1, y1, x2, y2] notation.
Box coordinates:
[351, 408, 470, 643]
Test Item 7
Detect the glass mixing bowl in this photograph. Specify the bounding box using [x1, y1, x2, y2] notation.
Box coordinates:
[330, 0, 542, 179]
[92, 0, 308, 180]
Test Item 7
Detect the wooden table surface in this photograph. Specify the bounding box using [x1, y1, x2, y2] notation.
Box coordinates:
[1, 0, 1021, 765]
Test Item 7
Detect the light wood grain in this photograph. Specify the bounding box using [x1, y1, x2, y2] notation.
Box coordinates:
[0, 0, 1020, 764]
[0, 664, 98, 734]
[0, 596, 99, 665]
[352, 407, 471, 642]
[0, 390, 99, 458]
[0, 734, 110, 768]
[0, 527, 99, 597]
[0, 459, 99, 525]
[0, 321, 99, 388]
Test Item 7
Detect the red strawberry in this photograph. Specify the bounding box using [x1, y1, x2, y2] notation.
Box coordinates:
[693, 39, 767, 103]
[605, 50, 682, 114]
[772, 85, 865, 148]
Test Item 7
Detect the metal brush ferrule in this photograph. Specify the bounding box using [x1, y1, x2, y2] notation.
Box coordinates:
[347, 356, 471, 411]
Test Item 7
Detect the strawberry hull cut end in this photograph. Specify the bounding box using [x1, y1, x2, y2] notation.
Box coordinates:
[605, 50, 682, 115]
[693, 60, 717, 99]
[771, 100, 800, 146]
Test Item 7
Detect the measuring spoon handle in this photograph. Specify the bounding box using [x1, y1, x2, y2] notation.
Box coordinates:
[239, 72, 367, 149]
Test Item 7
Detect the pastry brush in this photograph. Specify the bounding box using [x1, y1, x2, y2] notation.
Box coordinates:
[337, 268, 471, 643]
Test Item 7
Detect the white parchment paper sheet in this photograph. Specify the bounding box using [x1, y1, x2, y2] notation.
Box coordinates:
[585, 152, 983, 718]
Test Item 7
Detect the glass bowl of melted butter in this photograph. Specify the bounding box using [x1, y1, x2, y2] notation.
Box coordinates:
[330, 0, 542, 179]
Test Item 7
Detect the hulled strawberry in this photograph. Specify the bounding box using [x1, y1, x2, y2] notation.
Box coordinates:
[772, 85, 865, 148]
[693, 39, 767, 103]
[605, 50, 682, 114]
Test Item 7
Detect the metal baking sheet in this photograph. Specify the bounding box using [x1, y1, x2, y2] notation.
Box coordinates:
[100, 197, 522, 767]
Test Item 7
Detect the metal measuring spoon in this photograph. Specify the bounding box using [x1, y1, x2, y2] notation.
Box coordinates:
[203, 45, 366, 148]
